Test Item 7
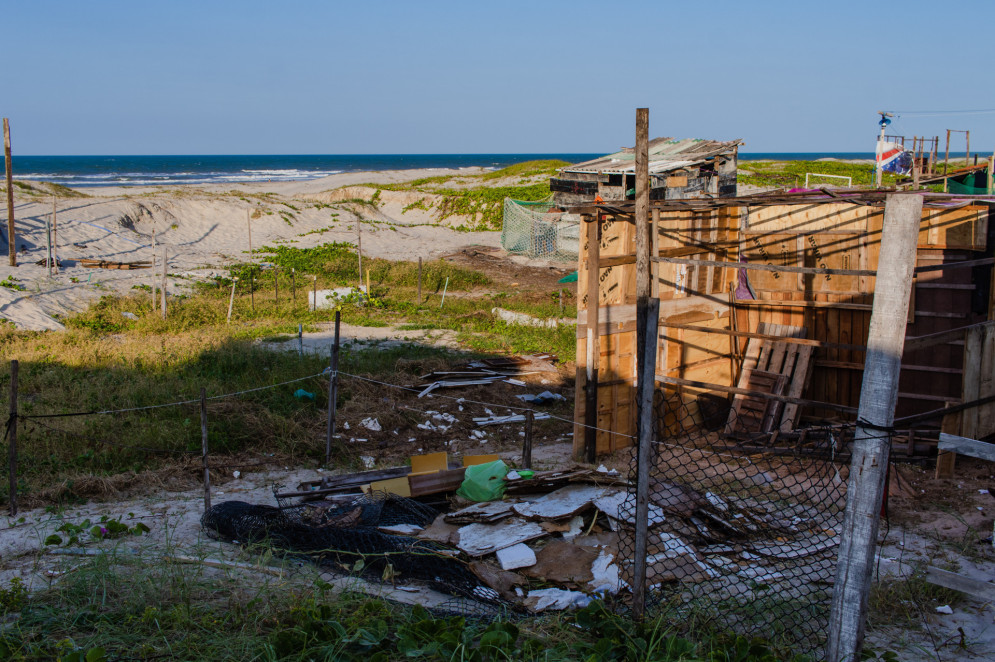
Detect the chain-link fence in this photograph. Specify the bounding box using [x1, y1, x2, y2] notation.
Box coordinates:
[500, 199, 580, 262]
[618, 392, 851, 656]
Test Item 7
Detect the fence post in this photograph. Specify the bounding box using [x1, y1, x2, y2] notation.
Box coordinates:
[291, 267, 296, 309]
[274, 267, 279, 306]
[4, 118, 15, 267]
[298, 323, 304, 357]
[417, 257, 422, 304]
[312, 276, 317, 312]
[826, 193, 923, 662]
[632, 107, 656, 621]
[160, 246, 167, 320]
[250, 268, 255, 312]
[151, 227, 156, 311]
[325, 311, 341, 465]
[440, 277, 449, 309]
[226, 277, 238, 324]
[7, 359, 18, 517]
[201, 387, 211, 512]
[522, 409, 534, 469]
[52, 196, 58, 274]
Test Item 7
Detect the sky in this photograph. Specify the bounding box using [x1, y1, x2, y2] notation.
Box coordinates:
[4, 0, 995, 155]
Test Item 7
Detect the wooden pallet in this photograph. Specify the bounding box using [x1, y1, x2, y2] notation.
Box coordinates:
[725, 322, 814, 435]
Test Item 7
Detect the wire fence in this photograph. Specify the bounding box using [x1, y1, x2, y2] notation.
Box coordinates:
[617, 394, 851, 656]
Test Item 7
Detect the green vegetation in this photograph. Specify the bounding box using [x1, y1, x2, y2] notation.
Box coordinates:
[0, 556, 810, 660]
[737, 160, 901, 189]
[355, 160, 567, 230]
[0, 242, 575, 504]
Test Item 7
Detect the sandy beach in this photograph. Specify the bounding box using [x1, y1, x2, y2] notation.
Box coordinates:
[0, 167, 521, 331]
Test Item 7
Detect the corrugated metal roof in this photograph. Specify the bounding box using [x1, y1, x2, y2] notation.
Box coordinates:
[560, 137, 742, 175]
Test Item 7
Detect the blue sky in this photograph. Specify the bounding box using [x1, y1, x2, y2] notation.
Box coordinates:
[4, 0, 994, 155]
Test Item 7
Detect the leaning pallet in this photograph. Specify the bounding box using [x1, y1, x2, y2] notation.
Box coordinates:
[724, 322, 814, 435]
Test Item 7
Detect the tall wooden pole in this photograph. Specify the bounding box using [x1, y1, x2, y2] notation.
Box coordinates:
[160, 246, 167, 320]
[246, 209, 253, 261]
[4, 119, 15, 267]
[583, 212, 600, 463]
[944, 129, 951, 175]
[7, 360, 18, 517]
[291, 268, 296, 308]
[632, 107, 657, 620]
[200, 388, 211, 512]
[326, 311, 341, 465]
[51, 197, 59, 274]
[45, 215, 53, 276]
[826, 193, 924, 662]
[151, 228, 157, 310]
[357, 218, 363, 289]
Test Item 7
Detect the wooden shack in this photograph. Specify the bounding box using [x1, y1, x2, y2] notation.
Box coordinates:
[551, 138, 741, 206]
[570, 191, 995, 459]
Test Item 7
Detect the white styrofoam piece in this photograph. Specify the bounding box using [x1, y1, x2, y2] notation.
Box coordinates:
[496, 543, 537, 570]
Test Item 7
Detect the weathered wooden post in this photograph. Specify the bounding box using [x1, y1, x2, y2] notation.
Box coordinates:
[326, 311, 341, 465]
[826, 193, 923, 662]
[200, 387, 211, 512]
[160, 247, 167, 320]
[151, 227, 157, 311]
[4, 118, 15, 267]
[291, 267, 297, 308]
[226, 277, 238, 324]
[522, 409, 534, 469]
[7, 360, 18, 517]
[631, 106, 659, 621]
[583, 211, 600, 463]
[357, 218, 363, 289]
[52, 197, 58, 274]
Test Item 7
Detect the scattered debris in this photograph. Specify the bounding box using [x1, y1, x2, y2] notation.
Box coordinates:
[474, 412, 551, 427]
[514, 485, 606, 521]
[80, 258, 152, 270]
[517, 391, 567, 405]
[360, 417, 382, 432]
[524, 588, 591, 611]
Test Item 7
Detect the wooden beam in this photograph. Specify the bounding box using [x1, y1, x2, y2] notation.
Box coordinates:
[664, 321, 869, 352]
[925, 566, 995, 602]
[938, 433, 995, 463]
[827, 193, 923, 662]
[903, 320, 995, 354]
[654, 374, 857, 414]
[652, 254, 877, 277]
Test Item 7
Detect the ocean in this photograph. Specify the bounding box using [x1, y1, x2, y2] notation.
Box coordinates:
[10, 152, 884, 188]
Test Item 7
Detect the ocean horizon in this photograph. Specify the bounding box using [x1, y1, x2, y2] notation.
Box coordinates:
[6, 152, 954, 188]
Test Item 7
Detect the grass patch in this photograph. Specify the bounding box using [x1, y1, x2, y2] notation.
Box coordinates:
[0, 555, 811, 660]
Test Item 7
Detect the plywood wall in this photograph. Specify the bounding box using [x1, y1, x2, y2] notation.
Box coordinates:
[574, 203, 993, 457]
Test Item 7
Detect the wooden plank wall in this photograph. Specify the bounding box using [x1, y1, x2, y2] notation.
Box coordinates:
[574, 202, 993, 457]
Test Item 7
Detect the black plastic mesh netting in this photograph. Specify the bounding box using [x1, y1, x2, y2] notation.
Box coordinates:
[619, 391, 853, 657]
[201, 492, 503, 606]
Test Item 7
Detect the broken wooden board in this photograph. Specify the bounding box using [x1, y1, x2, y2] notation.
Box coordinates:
[512, 485, 606, 521]
[445, 501, 516, 525]
[649, 480, 709, 517]
[408, 468, 466, 497]
[457, 519, 547, 557]
[726, 369, 787, 434]
[925, 566, 995, 602]
[468, 561, 526, 601]
[745, 535, 840, 559]
[80, 258, 152, 270]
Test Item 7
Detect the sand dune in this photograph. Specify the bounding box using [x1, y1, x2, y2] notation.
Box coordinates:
[0, 168, 504, 331]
